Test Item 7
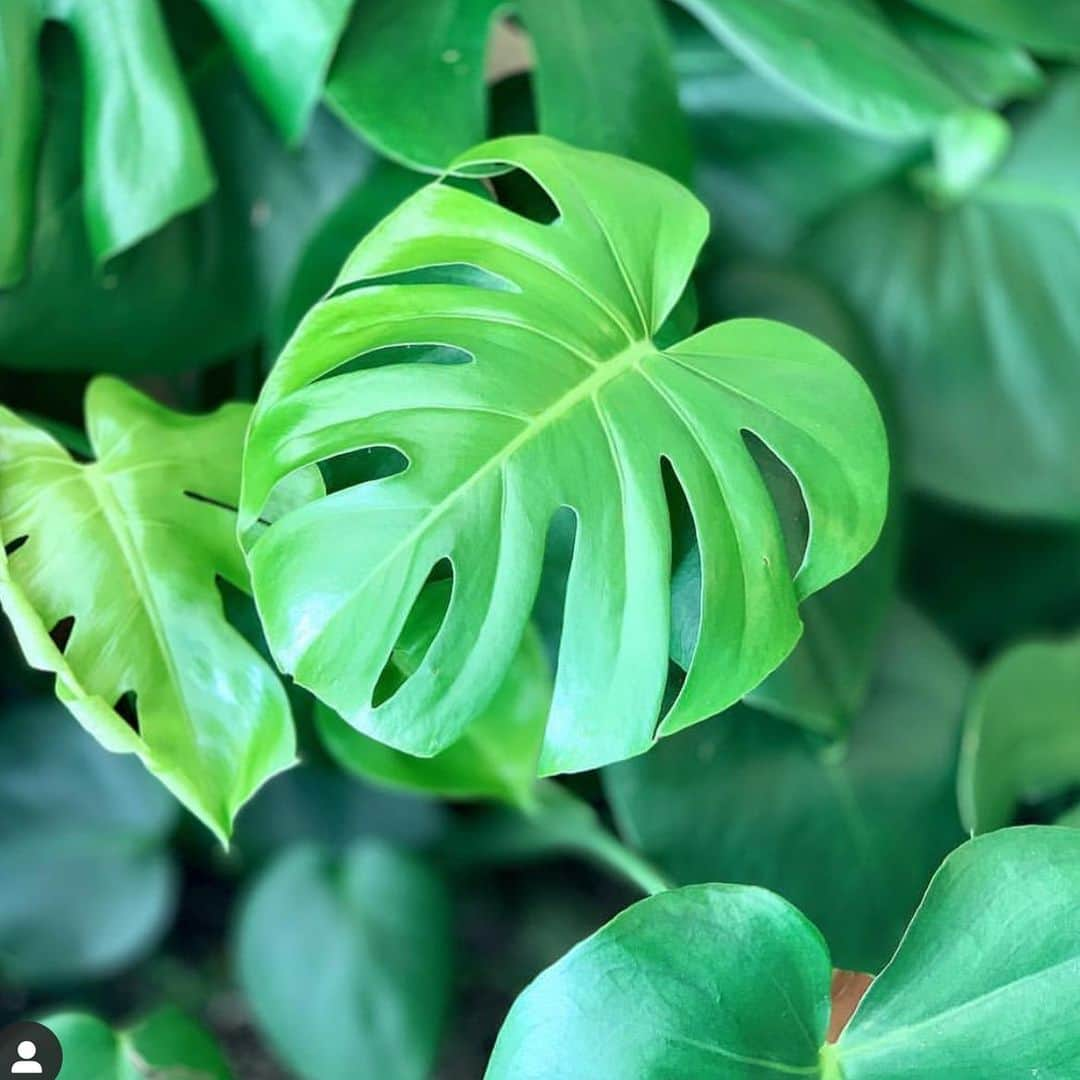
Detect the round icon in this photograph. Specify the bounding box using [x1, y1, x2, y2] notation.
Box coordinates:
[0, 1022, 62, 1079]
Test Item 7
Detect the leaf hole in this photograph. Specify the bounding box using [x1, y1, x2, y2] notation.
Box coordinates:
[330, 263, 518, 300]
[531, 506, 579, 668]
[319, 445, 409, 496]
[312, 342, 473, 385]
[490, 166, 561, 225]
[49, 615, 75, 653]
[741, 431, 809, 573]
[663, 457, 701, 672]
[3, 535, 28, 557]
[113, 690, 140, 735]
[372, 560, 454, 708]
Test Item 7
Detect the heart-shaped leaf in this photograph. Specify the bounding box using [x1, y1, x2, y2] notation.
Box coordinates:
[325, 0, 689, 178]
[959, 635, 1080, 834]
[608, 603, 969, 972]
[0, 701, 177, 985]
[802, 73, 1080, 519]
[48, 1007, 231, 1080]
[235, 842, 451, 1080]
[317, 581, 553, 807]
[0, 378, 298, 842]
[240, 135, 888, 776]
[487, 827, 1080, 1078]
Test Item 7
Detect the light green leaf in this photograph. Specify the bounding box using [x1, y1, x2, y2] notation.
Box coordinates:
[197, 0, 353, 143]
[959, 635, 1080, 834]
[0, 378, 296, 842]
[684, 264, 902, 734]
[0, 701, 177, 985]
[487, 828, 1080, 1078]
[235, 842, 451, 1080]
[673, 0, 963, 140]
[49, 1007, 232, 1080]
[47, 0, 215, 264]
[240, 135, 888, 776]
[608, 604, 969, 972]
[487, 882, 832, 1079]
[909, 0, 1080, 59]
[326, 0, 690, 178]
[803, 73, 1080, 519]
[317, 580, 552, 807]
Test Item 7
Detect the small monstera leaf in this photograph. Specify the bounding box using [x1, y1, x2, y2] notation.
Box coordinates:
[241, 136, 887, 776]
[0, 378, 297, 841]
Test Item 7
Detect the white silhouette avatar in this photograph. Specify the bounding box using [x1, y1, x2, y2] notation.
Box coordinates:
[10, 1041, 42, 1075]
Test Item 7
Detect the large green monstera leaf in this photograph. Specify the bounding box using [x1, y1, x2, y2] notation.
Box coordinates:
[241, 136, 887, 776]
[0, 378, 297, 841]
[487, 828, 1080, 1078]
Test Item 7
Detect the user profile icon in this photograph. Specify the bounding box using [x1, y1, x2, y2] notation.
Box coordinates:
[0, 1023, 61, 1080]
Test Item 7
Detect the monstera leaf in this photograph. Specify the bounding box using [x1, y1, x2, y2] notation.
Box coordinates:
[241, 136, 887, 777]
[1, 0, 354, 287]
[325, 0, 689, 178]
[487, 827, 1080, 1078]
[803, 73, 1080, 520]
[959, 635, 1080, 834]
[0, 378, 297, 841]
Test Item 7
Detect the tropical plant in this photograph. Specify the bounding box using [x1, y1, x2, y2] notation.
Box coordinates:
[2, 2, 1080, 1078]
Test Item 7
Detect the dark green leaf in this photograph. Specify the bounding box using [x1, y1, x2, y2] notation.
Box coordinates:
[908, 0, 1080, 59]
[0, 701, 177, 985]
[235, 843, 451, 1080]
[0, 379, 297, 841]
[326, 0, 690, 178]
[49, 1007, 231, 1080]
[607, 604, 969, 972]
[487, 882, 832, 1079]
[802, 73, 1080, 519]
[488, 828, 1080, 1078]
[240, 135, 887, 776]
[673, 0, 962, 139]
[959, 635, 1080, 833]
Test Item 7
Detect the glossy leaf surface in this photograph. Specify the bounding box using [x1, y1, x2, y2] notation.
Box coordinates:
[235, 842, 451, 1080]
[608, 604, 968, 972]
[488, 828, 1080, 1078]
[317, 581, 552, 807]
[0, 379, 296, 841]
[959, 635, 1080, 834]
[0, 702, 177, 985]
[241, 135, 887, 776]
[326, 0, 690, 177]
[49, 1007, 231, 1080]
[674, 0, 962, 140]
[804, 73, 1080, 519]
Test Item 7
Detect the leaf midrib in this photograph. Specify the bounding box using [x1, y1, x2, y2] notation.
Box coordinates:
[299, 336, 657, 662]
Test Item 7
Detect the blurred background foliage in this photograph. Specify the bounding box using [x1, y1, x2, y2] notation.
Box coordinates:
[3, 0, 1080, 1076]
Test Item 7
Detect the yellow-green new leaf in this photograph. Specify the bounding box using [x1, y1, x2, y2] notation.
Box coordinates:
[0, 378, 296, 842]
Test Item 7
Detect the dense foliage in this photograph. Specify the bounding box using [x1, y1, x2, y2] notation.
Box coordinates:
[2, 1, 1080, 1077]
